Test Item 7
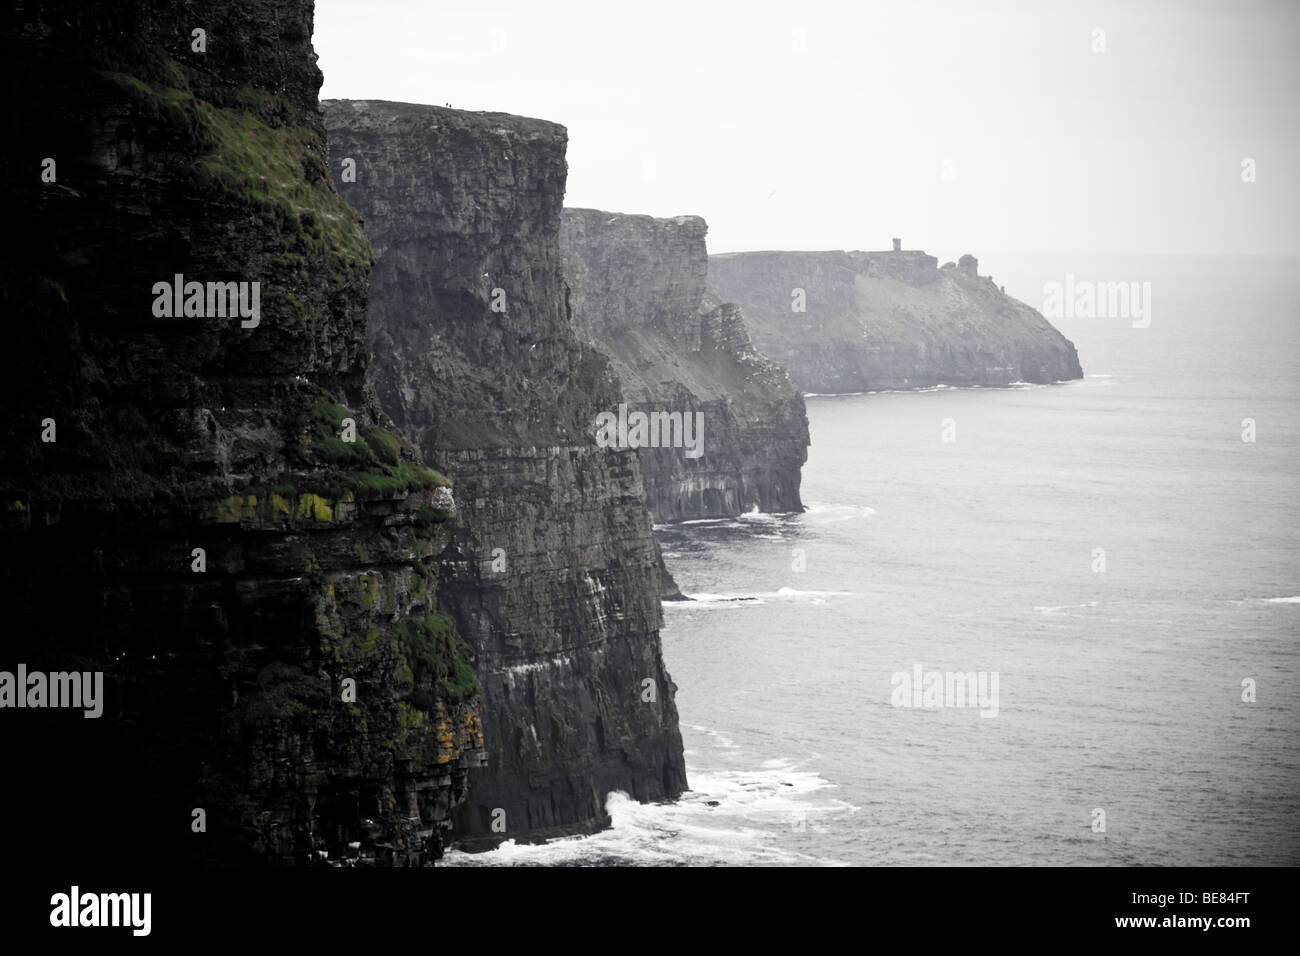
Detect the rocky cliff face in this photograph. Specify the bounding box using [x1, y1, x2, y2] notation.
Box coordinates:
[323, 101, 687, 845]
[1, 0, 482, 866]
[707, 250, 1083, 393]
[561, 209, 809, 522]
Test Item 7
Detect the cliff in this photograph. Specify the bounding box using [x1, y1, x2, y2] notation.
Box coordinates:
[323, 101, 687, 845]
[706, 250, 1083, 393]
[1, 0, 483, 866]
[560, 209, 809, 522]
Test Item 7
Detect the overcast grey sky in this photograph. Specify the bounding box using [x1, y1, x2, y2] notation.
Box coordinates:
[315, 0, 1299, 259]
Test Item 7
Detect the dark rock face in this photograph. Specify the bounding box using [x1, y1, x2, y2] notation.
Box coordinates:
[560, 209, 809, 522]
[323, 101, 687, 845]
[1, 0, 482, 867]
[707, 250, 1084, 393]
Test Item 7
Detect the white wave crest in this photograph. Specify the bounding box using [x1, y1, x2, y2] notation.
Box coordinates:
[1034, 601, 1099, 615]
[679, 587, 849, 606]
[801, 502, 877, 524]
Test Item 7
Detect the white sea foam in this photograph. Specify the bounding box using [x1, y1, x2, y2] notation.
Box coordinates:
[677, 592, 760, 603]
[769, 586, 849, 600]
[664, 598, 765, 611]
[810, 379, 1076, 399]
[802, 502, 876, 524]
[439, 753, 856, 867]
[1034, 601, 1099, 615]
[677, 587, 849, 606]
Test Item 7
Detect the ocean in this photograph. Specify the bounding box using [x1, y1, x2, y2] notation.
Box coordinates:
[443, 254, 1300, 866]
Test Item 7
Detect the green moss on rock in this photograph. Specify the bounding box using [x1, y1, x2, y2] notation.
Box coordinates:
[396, 611, 480, 704]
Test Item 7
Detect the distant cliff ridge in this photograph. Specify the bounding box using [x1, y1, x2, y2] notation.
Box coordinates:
[324, 101, 687, 846]
[706, 248, 1083, 393]
[561, 209, 810, 523]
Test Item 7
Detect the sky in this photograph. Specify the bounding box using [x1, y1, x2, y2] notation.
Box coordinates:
[314, 0, 1299, 259]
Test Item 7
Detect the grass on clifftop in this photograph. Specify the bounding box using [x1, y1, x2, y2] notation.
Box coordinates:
[4, 45, 384, 509]
[99, 63, 372, 283]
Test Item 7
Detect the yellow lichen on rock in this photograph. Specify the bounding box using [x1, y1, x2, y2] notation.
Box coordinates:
[431, 701, 485, 764]
[212, 493, 259, 523]
[295, 492, 333, 522]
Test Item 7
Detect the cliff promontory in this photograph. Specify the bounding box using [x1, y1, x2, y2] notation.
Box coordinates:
[706, 249, 1083, 393]
[561, 209, 809, 522]
[324, 101, 687, 846]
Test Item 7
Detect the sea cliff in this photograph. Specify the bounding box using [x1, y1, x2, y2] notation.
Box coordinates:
[324, 100, 688, 845]
[2, 0, 482, 866]
[707, 249, 1083, 392]
[561, 209, 810, 522]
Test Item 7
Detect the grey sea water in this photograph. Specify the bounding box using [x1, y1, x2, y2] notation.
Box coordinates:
[444, 254, 1300, 866]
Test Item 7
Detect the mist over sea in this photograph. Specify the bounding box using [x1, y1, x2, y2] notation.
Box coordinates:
[444, 254, 1300, 866]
